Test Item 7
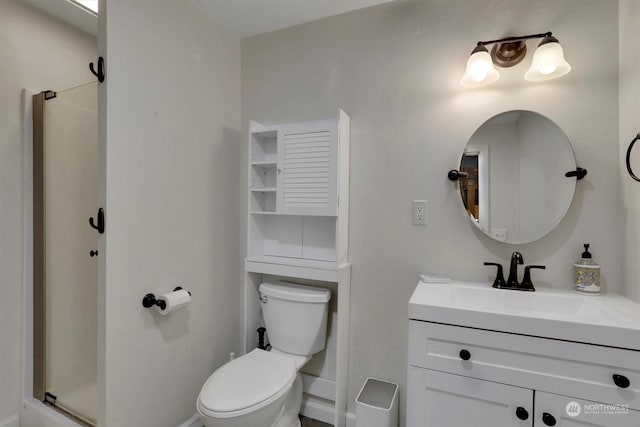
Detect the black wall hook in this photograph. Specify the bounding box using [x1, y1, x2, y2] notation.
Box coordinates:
[565, 167, 587, 180]
[89, 57, 105, 83]
[89, 208, 105, 234]
[626, 133, 640, 182]
[448, 170, 469, 181]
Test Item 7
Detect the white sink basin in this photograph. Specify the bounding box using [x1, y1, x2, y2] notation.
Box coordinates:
[409, 280, 640, 349]
[450, 283, 585, 316]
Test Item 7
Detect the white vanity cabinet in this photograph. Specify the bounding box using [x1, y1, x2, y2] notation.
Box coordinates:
[407, 320, 640, 427]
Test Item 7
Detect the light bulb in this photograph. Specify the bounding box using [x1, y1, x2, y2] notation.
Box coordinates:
[525, 36, 571, 81]
[470, 65, 489, 82]
[539, 65, 557, 75]
[460, 46, 500, 88]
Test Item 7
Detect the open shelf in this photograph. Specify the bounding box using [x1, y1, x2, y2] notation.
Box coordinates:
[250, 191, 276, 213]
[251, 130, 277, 163]
[251, 161, 277, 167]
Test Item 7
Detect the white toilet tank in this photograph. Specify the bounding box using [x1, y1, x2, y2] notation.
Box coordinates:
[259, 281, 331, 356]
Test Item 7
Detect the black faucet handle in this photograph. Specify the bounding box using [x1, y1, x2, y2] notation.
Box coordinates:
[521, 265, 546, 291]
[484, 262, 507, 288]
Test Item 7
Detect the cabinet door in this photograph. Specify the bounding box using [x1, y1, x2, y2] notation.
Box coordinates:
[276, 120, 338, 216]
[535, 391, 640, 427]
[407, 366, 533, 427]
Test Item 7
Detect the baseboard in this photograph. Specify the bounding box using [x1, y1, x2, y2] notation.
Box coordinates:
[300, 396, 335, 425]
[20, 398, 82, 427]
[0, 415, 19, 427]
[177, 413, 200, 427]
[346, 411, 356, 427]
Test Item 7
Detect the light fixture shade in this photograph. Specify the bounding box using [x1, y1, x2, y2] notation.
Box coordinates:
[524, 38, 571, 81]
[460, 46, 500, 88]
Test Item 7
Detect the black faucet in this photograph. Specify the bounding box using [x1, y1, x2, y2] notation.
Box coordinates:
[484, 253, 545, 291]
[506, 252, 523, 288]
[484, 252, 546, 291]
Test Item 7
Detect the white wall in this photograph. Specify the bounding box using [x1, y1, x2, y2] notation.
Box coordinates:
[99, 0, 242, 425]
[0, 1, 96, 424]
[241, 0, 620, 424]
[619, 0, 640, 303]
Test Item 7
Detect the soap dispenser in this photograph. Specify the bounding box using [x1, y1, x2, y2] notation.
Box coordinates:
[574, 244, 600, 295]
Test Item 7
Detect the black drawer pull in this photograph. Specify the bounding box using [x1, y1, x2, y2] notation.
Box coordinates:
[459, 349, 471, 360]
[542, 412, 556, 426]
[613, 374, 630, 388]
[515, 406, 528, 420]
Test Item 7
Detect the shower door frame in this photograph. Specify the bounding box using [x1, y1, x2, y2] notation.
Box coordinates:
[32, 90, 49, 402]
[32, 90, 95, 427]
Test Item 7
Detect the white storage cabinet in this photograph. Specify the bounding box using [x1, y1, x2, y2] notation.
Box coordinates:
[245, 110, 351, 427]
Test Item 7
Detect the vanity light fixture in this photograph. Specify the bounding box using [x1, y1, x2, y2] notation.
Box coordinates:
[460, 32, 571, 88]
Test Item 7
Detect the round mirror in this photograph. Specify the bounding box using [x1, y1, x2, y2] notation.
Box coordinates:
[458, 110, 577, 244]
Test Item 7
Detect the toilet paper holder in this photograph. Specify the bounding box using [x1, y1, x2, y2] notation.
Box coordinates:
[142, 286, 191, 310]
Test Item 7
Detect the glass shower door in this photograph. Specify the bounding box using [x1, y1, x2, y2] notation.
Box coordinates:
[33, 82, 98, 426]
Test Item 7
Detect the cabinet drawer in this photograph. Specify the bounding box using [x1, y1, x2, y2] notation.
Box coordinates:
[407, 366, 533, 427]
[408, 321, 640, 409]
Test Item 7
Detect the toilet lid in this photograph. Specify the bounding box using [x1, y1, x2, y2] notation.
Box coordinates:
[199, 349, 296, 415]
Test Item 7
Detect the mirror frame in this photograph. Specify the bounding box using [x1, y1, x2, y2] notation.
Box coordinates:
[456, 110, 580, 245]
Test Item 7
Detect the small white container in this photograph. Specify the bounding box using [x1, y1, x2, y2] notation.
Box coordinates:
[355, 377, 398, 427]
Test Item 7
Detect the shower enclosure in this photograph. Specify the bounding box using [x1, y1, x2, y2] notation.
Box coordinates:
[32, 82, 98, 426]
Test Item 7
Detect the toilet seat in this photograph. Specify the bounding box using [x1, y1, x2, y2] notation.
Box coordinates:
[198, 349, 296, 419]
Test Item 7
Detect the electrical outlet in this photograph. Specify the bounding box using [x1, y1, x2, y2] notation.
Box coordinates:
[412, 200, 427, 225]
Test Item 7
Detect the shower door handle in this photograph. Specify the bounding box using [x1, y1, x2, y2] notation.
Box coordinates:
[89, 208, 105, 234]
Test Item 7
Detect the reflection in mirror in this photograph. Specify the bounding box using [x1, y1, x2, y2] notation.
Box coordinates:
[460, 110, 577, 244]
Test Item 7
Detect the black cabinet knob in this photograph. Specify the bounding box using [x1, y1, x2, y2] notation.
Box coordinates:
[542, 412, 556, 426]
[459, 349, 471, 360]
[613, 374, 630, 388]
[90, 250, 99, 257]
[515, 406, 529, 420]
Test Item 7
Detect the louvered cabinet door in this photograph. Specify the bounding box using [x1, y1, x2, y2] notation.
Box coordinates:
[276, 120, 339, 216]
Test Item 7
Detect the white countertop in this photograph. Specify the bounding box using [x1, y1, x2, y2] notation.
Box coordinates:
[409, 280, 640, 350]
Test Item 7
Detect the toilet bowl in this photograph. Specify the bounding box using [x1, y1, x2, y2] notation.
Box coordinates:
[197, 349, 299, 427]
[197, 282, 331, 427]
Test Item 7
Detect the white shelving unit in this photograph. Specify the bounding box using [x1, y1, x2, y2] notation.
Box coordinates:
[244, 110, 351, 427]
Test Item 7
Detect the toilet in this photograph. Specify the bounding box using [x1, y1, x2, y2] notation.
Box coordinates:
[197, 281, 331, 427]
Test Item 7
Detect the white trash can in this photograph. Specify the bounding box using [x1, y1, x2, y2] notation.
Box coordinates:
[355, 377, 399, 427]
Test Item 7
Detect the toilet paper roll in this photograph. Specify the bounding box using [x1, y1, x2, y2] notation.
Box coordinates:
[157, 289, 191, 315]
